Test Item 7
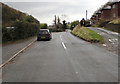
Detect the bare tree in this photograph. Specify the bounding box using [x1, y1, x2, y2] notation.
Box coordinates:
[57, 16, 60, 24]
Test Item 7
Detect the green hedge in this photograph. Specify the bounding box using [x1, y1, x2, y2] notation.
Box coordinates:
[2, 21, 39, 42]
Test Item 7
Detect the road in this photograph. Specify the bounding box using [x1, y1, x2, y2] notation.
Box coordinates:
[2, 31, 118, 82]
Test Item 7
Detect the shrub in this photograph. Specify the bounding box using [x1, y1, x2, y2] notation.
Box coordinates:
[2, 21, 39, 42]
[40, 23, 48, 29]
[97, 20, 110, 27]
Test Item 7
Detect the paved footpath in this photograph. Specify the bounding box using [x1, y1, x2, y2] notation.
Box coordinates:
[2, 36, 36, 63]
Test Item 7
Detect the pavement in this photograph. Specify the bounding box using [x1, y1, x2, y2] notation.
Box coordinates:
[2, 36, 36, 63]
[2, 31, 118, 82]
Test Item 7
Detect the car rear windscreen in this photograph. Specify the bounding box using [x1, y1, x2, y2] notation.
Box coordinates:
[39, 30, 49, 34]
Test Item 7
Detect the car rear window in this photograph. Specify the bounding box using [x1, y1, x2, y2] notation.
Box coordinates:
[39, 30, 49, 34]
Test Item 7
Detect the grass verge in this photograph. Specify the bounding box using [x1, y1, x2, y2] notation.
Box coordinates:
[71, 25, 104, 43]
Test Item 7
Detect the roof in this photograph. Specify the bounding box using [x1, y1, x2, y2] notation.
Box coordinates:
[39, 29, 49, 30]
[109, 1, 120, 6]
[91, 1, 120, 19]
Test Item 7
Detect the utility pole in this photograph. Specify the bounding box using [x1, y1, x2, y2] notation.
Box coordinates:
[86, 10, 87, 20]
[55, 15, 56, 25]
[54, 15, 57, 28]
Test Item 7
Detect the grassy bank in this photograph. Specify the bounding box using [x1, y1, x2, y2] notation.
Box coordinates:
[71, 25, 104, 43]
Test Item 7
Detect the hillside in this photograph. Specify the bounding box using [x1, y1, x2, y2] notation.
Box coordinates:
[1, 3, 40, 42]
[2, 2, 40, 27]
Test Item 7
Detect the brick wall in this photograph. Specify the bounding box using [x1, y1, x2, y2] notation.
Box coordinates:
[111, 3, 118, 19]
[101, 9, 111, 20]
[96, 13, 101, 20]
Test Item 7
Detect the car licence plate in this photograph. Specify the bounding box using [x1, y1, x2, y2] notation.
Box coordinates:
[41, 37, 46, 39]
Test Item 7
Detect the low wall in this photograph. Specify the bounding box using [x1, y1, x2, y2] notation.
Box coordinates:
[104, 24, 120, 33]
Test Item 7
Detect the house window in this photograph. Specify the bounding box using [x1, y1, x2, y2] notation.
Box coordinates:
[112, 5, 116, 8]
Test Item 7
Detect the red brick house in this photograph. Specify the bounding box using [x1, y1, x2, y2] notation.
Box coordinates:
[96, 13, 101, 21]
[100, 9, 111, 20]
[91, 1, 120, 23]
[90, 15, 97, 24]
[110, 2, 120, 19]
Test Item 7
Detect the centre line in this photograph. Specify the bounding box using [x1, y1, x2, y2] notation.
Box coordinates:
[62, 42, 67, 49]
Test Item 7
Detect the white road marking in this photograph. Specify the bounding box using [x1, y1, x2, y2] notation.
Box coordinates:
[97, 28, 119, 35]
[109, 39, 118, 44]
[60, 34, 67, 49]
[62, 42, 67, 49]
[103, 44, 107, 47]
[111, 32, 118, 35]
[109, 39, 112, 42]
[115, 39, 118, 41]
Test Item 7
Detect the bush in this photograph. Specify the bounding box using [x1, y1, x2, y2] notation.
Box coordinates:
[109, 18, 120, 24]
[70, 20, 79, 30]
[13, 21, 39, 39]
[40, 23, 48, 29]
[2, 21, 39, 42]
[97, 20, 110, 27]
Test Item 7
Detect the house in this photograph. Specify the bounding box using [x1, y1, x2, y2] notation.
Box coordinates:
[110, 1, 120, 19]
[100, 9, 111, 20]
[96, 12, 102, 21]
[91, 1, 120, 23]
[90, 15, 97, 24]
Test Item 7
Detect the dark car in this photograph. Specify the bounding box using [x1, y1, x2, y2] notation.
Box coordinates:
[37, 29, 52, 41]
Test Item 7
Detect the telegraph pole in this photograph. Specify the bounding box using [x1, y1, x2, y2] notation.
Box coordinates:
[86, 10, 87, 20]
[54, 15, 57, 28]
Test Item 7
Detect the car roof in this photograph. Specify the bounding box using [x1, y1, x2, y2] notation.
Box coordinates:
[39, 29, 50, 32]
[39, 29, 49, 30]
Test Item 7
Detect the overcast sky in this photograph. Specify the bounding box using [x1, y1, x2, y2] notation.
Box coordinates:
[2, 0, 111, 25]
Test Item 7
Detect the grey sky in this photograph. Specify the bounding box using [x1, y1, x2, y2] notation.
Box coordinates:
[3, 0, 110, 25]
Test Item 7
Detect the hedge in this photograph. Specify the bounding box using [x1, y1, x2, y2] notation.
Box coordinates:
[2, 21, 39, 42]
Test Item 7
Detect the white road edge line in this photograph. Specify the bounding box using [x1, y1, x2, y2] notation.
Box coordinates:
[0, 40, 36, 69]
[62, 42, 67, 49]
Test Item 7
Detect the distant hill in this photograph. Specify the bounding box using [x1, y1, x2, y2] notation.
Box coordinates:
[2, 2, 40, 27]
